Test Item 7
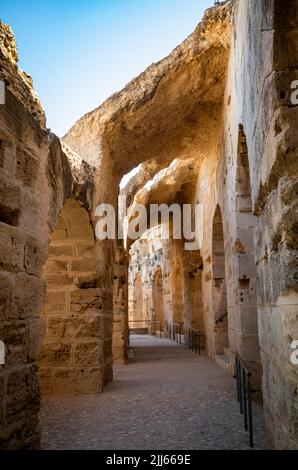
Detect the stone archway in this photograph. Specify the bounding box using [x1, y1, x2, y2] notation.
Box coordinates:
[39, 199, 105, 395]
[212, 205, 229, 358]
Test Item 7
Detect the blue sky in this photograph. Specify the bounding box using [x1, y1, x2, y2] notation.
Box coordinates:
[0, 0, 214, 136]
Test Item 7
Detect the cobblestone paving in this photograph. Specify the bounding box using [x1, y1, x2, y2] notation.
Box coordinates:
[41, 335, 266, 450]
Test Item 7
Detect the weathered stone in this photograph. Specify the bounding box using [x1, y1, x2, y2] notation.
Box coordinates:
[45, 273, 75, 288]
[0, 271, 13, 319]
[13, 274, 46, 319]
[0, 223, 24, 272]
[48, 244, 74, 258]
[46, 259, 69, 273]
[6, 364, 40, 421]
[39, 343, 72, 366]
[0, 0, 297, 451]
[24, 235, 47, 276]
[70, 288, 103, 314]
[43, 289, 68, 315]
[53, 367, 104, 395]
[74, 341, 103, 366]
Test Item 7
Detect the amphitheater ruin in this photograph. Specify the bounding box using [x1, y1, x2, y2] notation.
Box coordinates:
[0, 0, 297, 450]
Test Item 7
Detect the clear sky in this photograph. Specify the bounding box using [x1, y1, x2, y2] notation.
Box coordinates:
[0, 0, 214, 137]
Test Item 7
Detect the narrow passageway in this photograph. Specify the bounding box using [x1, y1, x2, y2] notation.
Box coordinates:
[41, 335, 265, 450]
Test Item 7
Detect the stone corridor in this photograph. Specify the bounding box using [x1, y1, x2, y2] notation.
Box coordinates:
[40, 335, 265, 450]
[1, 0, 297, 450]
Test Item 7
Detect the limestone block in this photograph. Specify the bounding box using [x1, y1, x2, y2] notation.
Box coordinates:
[47, 314, 105, 341]
[74, 314, 104, 340]
[48, 244, 74, 258]
[234, 332, 261, 362]
[0, 185, 21, 225]
[13, 273, 46, 319]
[70, 288, 103, 314]
[76, 272, 97, 289]
[0, 271, 13, 319]
[68, 207, 90, 226]
[73, 341, 104, 366]
[6, 364, 40, 422]
[112, 330, 124, 347]
[43, 289, 68, 315]
[51, 229, 67, 242]
[75, 242, 95, 257]
[113, 347, 126, 363]
[46, 259, 69, 273]
[67, 225, 94, 242]
[0, 223, 24, 272]
[238, 307, 259, 334]
[24, 235, 47, 276]
[39, 342, 72, 366]
[46, 316, 71, 340]
[45, 273, 75, 288]
[236, 253, 256, 280]
[70, 258, 99, 272]
[15, 147, 40, 188]
[235, 227, 255, 253]
[0, 138, 15, 175]
[53, 367, 104, 395]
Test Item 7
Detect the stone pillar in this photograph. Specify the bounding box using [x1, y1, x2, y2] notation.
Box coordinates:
[112, 246, 128, 364]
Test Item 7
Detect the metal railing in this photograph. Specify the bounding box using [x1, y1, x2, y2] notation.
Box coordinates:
[184, 326, 205, 355]
[128, 320, 206, 355]
[235, 353, 254, 448]
[164, 322, 183, 344]
[151, 320, 163, 338]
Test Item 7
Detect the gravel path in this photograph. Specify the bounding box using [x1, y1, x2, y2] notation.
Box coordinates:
[41, 335, 266, 450]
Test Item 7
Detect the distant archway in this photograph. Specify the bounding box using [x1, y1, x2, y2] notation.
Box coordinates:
[212, 205, 229, 356]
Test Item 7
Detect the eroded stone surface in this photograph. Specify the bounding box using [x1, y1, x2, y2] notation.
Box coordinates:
[0, 0, 297, 451]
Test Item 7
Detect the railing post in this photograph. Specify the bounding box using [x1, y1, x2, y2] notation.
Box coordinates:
[247, 374, 254, 448]
[242, 368, 248, 431]
[235, 354, 254, 448]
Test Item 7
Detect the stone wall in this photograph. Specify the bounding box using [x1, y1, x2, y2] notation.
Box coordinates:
[40, 199, 109, 395]
[0, 23, 113, 447]
[0, 0, 297, 450]
[0, 89, 69, 448]
[194, 0, 297, 446]
[112, 247, 128, 364]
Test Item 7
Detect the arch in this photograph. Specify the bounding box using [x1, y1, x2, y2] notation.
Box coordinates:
[212, 205, 229, 356]
[39, 199, 104, 395]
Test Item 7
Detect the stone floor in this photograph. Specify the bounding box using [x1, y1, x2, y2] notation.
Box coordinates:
[40, 335, 266, 450]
